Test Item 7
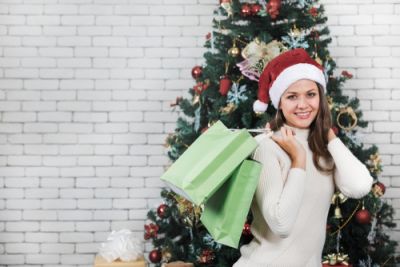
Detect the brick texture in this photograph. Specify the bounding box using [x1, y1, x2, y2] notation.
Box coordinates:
[0, 0, 399, 266]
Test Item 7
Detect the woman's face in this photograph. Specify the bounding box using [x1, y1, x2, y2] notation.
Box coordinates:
[279, 79, 320, 129]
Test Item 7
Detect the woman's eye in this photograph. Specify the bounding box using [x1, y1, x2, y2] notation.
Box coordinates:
[308, 93, 316, 97]
[287, 95, 296, 100]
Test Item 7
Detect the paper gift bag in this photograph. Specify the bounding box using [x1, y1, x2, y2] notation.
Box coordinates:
[161, 121, 258, 205]
[200, 159, 261, 248]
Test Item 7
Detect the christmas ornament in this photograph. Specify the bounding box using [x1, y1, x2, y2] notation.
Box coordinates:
[198, 249, 215, 264]
[341, 70, 353, 79]
[162, 249, 172, 262]
[205, 32, 211, 40]
[193, 80, 210, 94]
[170, 96, 183, 107]
[157, 204, 169, 218]
[281, 26, 310, 49]
[144, 223, 159, 240]
[220, 0, 233, 16]
[251, 4, 262, 15]
[355, 207, 371, 224]
[191, 66, 203, 79]
[220, 102, 237, 115]
[331, 192, 347, 220]
[368, 153, 382, 174]
[336, 106, 358, 131]
[326, 96, 334, 110]
[267, 0, 281, 19]
[322, 253, 350, 266]
[228, 40, 240, 57]
[240, 4, 252, 17]
[219, 75, 232, 96]
[227, 82, 248, 105]
[372, 181, 385, 197]
[242, 222, 252, 236]
[309, 7, 318, 17]
[149, 249, 162, 263]
[237, 39, 284, 81]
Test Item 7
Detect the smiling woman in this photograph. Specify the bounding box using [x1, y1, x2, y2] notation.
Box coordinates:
[279, 79, 320, 129]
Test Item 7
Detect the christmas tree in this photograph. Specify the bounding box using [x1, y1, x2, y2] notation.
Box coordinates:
[145, 0, 398, 266]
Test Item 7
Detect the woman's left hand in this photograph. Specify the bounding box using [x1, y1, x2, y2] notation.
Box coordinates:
[328, 128, 336, 142]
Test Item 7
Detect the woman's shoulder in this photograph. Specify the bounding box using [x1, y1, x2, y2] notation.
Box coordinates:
[254, 132, 282, 153]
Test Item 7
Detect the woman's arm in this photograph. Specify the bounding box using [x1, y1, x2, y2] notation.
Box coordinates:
[253, 139, 306, 238]
[327, 137, 373, 199]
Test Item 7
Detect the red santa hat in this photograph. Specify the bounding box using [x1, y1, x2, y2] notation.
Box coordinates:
[254, 48, 326, 113]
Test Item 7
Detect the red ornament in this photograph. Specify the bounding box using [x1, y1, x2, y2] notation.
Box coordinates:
[251, 4, 262, 15]
[341, 70, 353, 79]
[240, 4, 252, 17]
[191, 66, 203, 79]
[242, 222, 252, 236]
[372, 181, 386, 197]
[198, 249, 215, 264]
[149, 249, 162, 263]
[205, 32, 211, 40]
[144, 223, 159, 240]
[309, 7, 318, 17]
[157, 204, 168, 218]
[193, 81, 209, 94]
[219, 76, 232, 96]
[267, 0, 281, 19]
[355, 208, 371, 224]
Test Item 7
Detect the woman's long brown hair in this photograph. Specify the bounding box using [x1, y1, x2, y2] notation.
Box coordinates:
[268, 83, 335, 174]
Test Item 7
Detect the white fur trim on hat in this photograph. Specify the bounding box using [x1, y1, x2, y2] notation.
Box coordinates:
[253, 99, 269, 113]
[269, 63, 326, 108]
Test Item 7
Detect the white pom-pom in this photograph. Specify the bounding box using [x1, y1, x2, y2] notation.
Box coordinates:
[253, 100, 268, 113]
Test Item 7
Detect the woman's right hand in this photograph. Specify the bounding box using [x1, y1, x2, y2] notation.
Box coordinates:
[270, 126, 306, 170]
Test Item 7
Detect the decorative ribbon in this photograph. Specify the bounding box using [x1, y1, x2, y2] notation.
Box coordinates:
[99, 229, 143, 262]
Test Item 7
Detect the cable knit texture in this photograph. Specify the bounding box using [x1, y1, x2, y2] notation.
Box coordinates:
[233, 124, 373, 267]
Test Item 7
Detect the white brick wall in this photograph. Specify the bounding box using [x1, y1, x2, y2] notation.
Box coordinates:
[0, 0, 399, 266]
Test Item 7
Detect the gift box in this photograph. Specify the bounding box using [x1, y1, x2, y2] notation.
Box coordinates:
[163, 261, 194, 267]
[94, 255, 147, 267]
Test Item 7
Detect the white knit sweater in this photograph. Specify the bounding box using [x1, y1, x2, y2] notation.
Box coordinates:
[233, 125, 373, 267]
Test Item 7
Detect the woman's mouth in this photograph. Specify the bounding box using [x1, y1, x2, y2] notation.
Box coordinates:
[295, 111, 311, 119]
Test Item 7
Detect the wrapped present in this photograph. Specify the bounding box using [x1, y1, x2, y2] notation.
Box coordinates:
[162, 261, 194, 267]
[200, 159, 261, 248]
[95, 229, 146, 267]
[322, 265, 352, 267]
[94, 255, 146, 267]
[322, 252, 352, 267]
[161, 120, 258, 205]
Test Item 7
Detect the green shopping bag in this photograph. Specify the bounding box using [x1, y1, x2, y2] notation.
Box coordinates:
[161, 121, 258, 206]
[200, 159, 261, 248]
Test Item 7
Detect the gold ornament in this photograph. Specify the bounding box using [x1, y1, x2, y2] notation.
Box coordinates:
[192, 95, 200, 105]
[326, 96, 334, 110]
[220, 103, 237, 115]
[228, 40, 240, 57]
[336, 106, 358, 131]
[162, 249, 172, 262]
[368, 153, 382, 174]
[322, 253, 349, 265]
[332, 192, 347, 220]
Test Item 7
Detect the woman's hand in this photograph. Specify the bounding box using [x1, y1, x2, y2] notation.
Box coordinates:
[270, 126, 306, 170]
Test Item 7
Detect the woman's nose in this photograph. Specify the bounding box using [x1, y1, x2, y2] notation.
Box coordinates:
[297, 97, 308, 108]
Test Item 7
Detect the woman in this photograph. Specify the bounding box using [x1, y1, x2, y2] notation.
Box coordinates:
[233, 48, 373, 267]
